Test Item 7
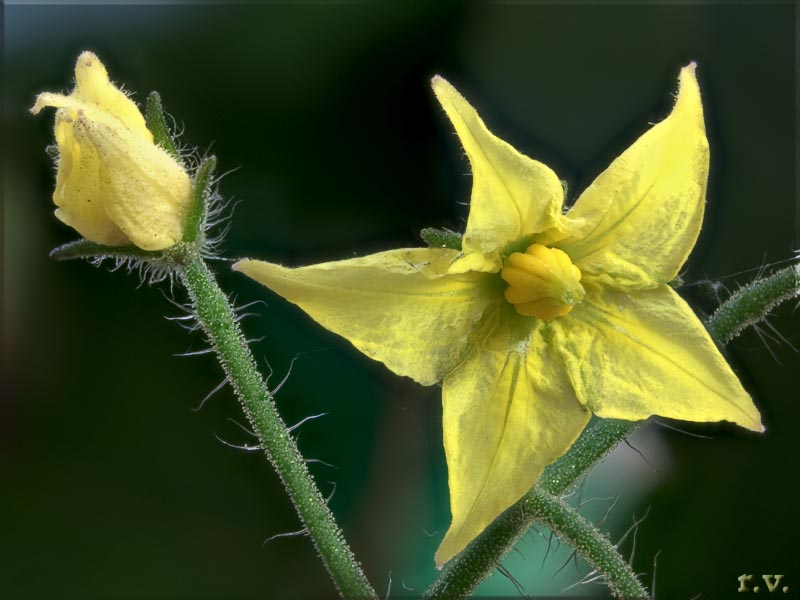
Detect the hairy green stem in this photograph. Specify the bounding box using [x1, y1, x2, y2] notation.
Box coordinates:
[706, 263, 800, 344]
[427, 263, 799, 599]
[524, 490, 647, 598]
[180, 255, 376, 600]
[541, 419, 638, 496]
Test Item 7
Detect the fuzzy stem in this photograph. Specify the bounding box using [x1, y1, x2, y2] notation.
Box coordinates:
[705, 263, 800, 344]
[179, 255, 376, 600]
[426, 263, 799, 599]
[541, 419, 638, 496]
[523, 490, 647, 599]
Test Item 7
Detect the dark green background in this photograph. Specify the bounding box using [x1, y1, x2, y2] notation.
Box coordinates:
[2, 2, 797, 598]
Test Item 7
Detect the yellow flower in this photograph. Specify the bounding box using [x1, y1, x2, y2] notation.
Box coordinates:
[234, 65, 763, 566]
[31, 51, 191, 251]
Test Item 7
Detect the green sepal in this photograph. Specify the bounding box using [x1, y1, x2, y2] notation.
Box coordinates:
[145, 91, 183, 165]
[183, 156, 217, 243]
[50, 239, 160, 262]
[421, 227, 463, 250]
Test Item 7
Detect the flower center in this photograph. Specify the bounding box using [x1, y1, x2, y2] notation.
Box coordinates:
[500, 244, 585, 321]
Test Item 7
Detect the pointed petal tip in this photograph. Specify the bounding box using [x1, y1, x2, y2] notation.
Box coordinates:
[678, 61, 700, 86]
[671, 61, 704, 131]
[737, 412, 764, 434]
[433, 548, 448, 570]
[75, 50, 109, 86]
[430, 74, 452, 97]
[77, 50, 100, 66]
[232, 258, 271, 279]
[29, 94, 45, 115]
[434, 522, 474, 568]
[679, 60, 701, 83]
[740, 407, 764, 434]
[431, 75, 461, 103]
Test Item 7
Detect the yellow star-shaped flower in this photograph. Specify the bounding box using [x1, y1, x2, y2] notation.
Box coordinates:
[234, 64, 763, 566]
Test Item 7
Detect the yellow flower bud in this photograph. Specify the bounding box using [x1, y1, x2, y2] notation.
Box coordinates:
[31, 51, 192, 251]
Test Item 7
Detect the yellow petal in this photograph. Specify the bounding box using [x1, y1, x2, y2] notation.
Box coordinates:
[432, 76, 566, 258]
[446, 250, 502, 275]
[555, 285, 763, 432]
[75, 115, 191, 250]
[51, 109, 129, 246]
[234, 249, 501, 386]
[72, 51, 152, 140]
[558, 64, 709, 289]
[435, 307, 590, 566]
[32, 53, 152, 142]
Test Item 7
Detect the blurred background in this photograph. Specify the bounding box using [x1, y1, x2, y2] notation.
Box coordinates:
[2, 2, 797, 598]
